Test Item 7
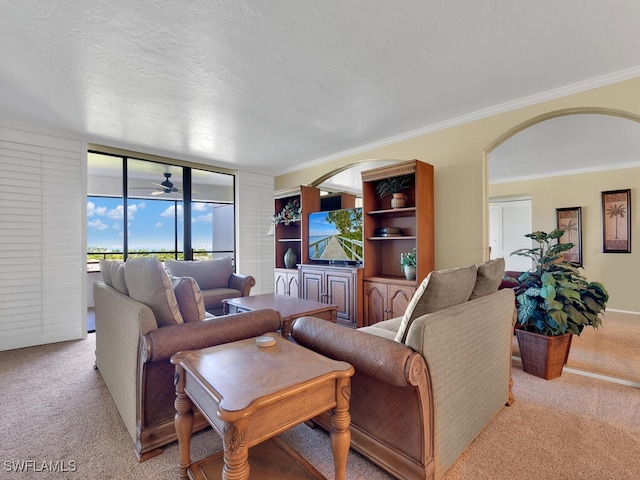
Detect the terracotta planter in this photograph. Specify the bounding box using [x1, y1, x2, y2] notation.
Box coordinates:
[390, 193, 407, 209]
[515, 330, 573, 380]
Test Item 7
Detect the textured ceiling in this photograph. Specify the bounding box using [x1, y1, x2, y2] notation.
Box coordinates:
[2, 1, 640, 178]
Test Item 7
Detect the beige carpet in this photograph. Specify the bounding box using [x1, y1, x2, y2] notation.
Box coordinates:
[1, 333, 639, 480]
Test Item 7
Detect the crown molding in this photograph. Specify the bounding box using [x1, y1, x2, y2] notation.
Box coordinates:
[489, 160, 640, 185]
[279, 65, 640, 176]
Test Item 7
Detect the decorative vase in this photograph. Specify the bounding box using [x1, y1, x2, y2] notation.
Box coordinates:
[391, 193, 407, 209]
[284, 247, 297, 269]
[515, 330, 573, 380]
[403, 265, 416, 280]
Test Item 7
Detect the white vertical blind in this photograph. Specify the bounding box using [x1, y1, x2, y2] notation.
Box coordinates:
[235, 171, 275, 294]
[0, 126, 85, 351]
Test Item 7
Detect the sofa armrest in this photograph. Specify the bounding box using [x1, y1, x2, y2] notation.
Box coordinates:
[292, 316, 420, 387]
[141, 308, 281, 363]
[228, 273, 256, 297]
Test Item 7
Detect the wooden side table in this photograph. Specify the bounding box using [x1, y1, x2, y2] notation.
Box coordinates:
[171, 334, 354, 480]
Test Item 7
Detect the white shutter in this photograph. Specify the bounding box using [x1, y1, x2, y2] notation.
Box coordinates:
[235, 171, 275, 294]
[0, 126, 86, 351]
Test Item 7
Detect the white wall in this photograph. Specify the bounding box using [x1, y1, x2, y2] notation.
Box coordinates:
[490, 166, 640, 313]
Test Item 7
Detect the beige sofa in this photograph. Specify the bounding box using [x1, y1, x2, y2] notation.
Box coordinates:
[164, 258, 255, 315]
[292, 259, 515, 480]
[94, 257, 281, 460]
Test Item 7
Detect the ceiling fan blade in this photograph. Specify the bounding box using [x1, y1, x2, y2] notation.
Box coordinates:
[151, 183, 166, 188]
[151, 190, 165, 196]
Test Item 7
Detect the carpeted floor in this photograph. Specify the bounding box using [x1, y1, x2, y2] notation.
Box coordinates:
[1, 329, 639, 480]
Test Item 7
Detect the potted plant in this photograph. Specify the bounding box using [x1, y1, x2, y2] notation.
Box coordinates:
[272, 198, 301, 226]
[400, 248, 416, 280]
[510, 229, 609, 379]
[375, 174, 412, 208]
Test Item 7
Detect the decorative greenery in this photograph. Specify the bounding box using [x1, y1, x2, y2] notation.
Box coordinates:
[272, 198, 301, 225]
[375, 174, 412, 199]
[400, 247, 417, 269]
[511, 229, 608, 336]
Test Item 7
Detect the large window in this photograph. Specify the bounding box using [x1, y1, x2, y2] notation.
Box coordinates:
[87, 151, 235, 270]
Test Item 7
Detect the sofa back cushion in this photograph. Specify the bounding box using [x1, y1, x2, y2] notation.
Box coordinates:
[164, 258, 233, 291]
[468, 257, 505, 300]
[394, 264, 478, 343]
[99, 260, 129, 295]
[99, 259, 114, 286]
[124, 257, 184, 327]
[170, 275, 206, 322]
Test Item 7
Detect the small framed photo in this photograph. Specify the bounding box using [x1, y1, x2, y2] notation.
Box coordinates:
[602, 189, 631, 253]
[556, 207, 582, 266]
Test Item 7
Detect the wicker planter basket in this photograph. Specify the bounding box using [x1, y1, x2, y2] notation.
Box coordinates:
[515, 330, 573, 380]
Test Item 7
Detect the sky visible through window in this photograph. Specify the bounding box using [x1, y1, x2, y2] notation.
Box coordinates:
[87, 196, 214, 252]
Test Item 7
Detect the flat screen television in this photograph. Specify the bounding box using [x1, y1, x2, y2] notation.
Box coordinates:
[308, 207, 363, 263]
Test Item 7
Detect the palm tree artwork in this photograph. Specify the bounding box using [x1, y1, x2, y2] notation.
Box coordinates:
[602, 189, 631, 253]
[560, 218, 577, 243]
[606, 203, 626, 239]
[556, 207, 582, 265]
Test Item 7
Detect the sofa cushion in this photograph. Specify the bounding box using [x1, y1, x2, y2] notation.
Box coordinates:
[99, 259, 114, 286]
[124, 257, 184, 327]
[110, 262, 129, 295]
[468, 257, 505, 300]
[164, 258, 234, 291]
[170, 275, 206, 322]
[395, 264, 478, 343]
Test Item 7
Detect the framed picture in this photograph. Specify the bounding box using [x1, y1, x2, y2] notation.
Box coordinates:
[556, 207, 582, 266]
[602, 189, 631, 253]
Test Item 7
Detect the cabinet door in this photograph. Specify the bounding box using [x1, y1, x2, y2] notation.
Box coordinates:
[326, 270, 354, 327]
[387, 284, 415, 319]
[300, 269, 323, 303]
[287, 272, 299, 298]
[363, 281, 387, 326]
[274, 271, 288, 296]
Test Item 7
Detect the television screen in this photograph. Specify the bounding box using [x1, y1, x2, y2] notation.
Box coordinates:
[308, 208, 363, 263]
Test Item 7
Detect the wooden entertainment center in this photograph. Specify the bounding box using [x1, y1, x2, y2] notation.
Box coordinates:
[273, 159, 434, 328]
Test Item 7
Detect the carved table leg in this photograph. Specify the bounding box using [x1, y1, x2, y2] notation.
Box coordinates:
[174, 367, 194, 480]
[222, 420, 250, 480]
[330, 377, 351, 480]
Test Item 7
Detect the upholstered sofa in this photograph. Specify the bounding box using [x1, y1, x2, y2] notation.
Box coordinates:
[164, 258, 255, 315]
[292, 259, 515, 480]
[94, 257, 281, 461]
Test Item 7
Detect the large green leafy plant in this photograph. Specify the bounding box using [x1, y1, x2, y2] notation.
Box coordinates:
[511, 229, 609, 336]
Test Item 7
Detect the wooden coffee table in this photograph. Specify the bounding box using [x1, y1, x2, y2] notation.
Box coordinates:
[171, 334, 354, 480]
[222, 294, 337, 338]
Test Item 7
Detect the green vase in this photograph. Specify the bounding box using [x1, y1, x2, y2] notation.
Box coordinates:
[284, 248, 297, 269]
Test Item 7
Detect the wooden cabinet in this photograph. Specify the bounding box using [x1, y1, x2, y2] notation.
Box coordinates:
[273, 186, 321, 285]
[299, 264, 362, 328]
[274, 268, 299, 298]
[360, 159, 434, 326]
[363, 279, 415, 325]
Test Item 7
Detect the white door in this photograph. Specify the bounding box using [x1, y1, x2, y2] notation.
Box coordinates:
[489, 199, 533, 272]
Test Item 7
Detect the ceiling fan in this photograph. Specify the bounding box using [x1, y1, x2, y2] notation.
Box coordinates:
[151, 173, 181, 195]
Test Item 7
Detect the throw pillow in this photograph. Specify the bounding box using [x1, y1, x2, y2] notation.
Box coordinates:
[164, 257, 234, 291]
[124, 257, 184, 327]
[468, 257, 505, 300]
[394, 264, 478, 343]
[171, 275, 206, 322]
